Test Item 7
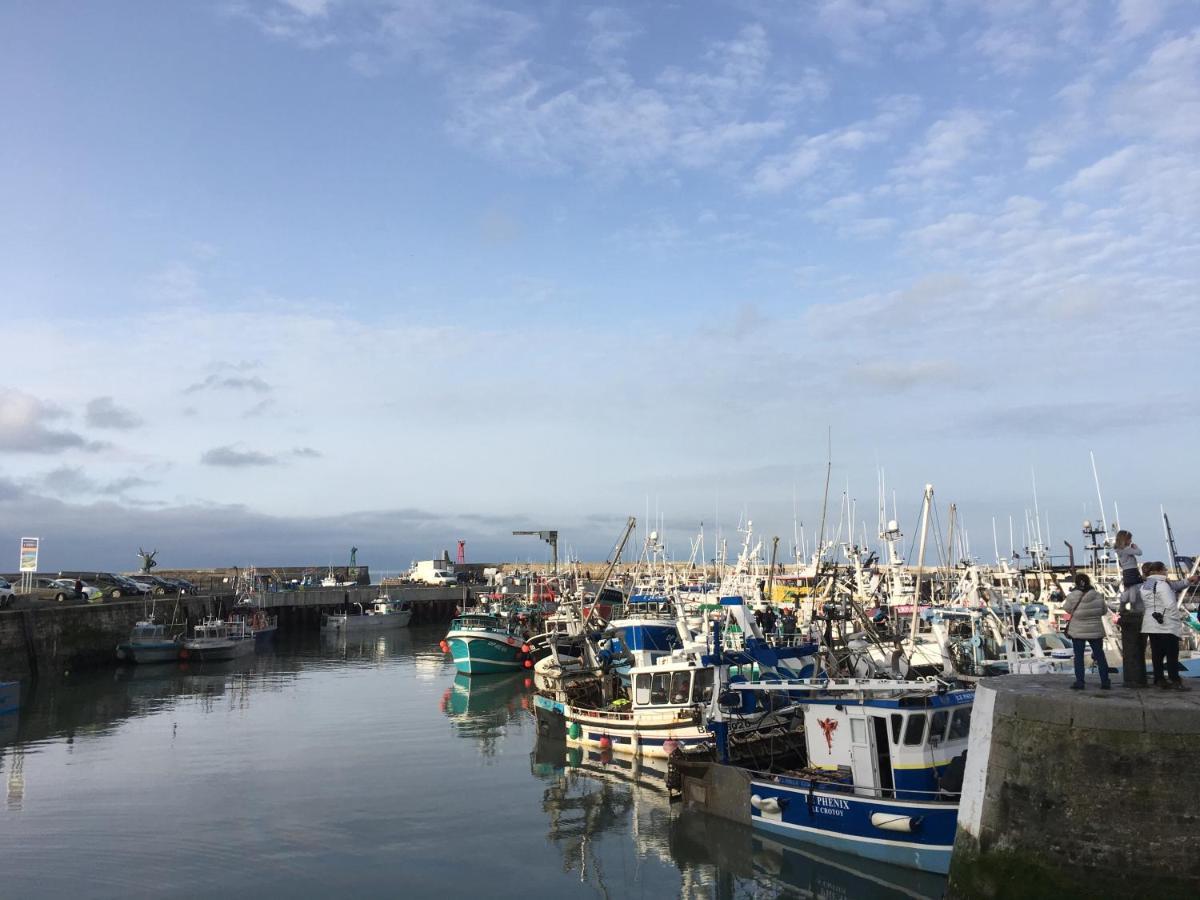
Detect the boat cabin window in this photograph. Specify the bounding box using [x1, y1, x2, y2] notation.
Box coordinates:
[890, 714, 902, 745]
[850, 717, 867, 743]
[635, 674, 651, 705]
[651, 673, 670, 705]
[670, 672, 690, 704]
[903, 713, 927, 746]
[637, 670, 703, 706]
[930, 710, 950, 743]
[948, 707, 971, 740]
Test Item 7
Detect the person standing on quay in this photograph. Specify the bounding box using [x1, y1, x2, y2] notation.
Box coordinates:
[1140, 561, 1198, 691]
[1062, 573, 1112, 690]
[1114, 530, 1143, 588]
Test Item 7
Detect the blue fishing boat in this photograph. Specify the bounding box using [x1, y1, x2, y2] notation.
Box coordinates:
[443, 613, 528, 675]
[702, 675, 972, 875]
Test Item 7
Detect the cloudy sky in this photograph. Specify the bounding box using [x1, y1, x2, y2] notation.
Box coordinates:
[1, 0, 1198, 572]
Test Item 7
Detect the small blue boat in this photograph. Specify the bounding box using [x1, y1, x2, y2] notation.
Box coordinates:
[0, 681, 19, 716]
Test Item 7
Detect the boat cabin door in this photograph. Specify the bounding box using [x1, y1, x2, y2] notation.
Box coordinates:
[849, 713, 896, 799]
[848, 713, 878, 797]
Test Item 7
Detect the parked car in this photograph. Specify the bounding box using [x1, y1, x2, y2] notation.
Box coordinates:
[128, 575, 176, 596]
[50, 578, 103, 602]
[18, 576, 88, 603]
[83, 573, 149, 600]
[0, 577, 14, 608]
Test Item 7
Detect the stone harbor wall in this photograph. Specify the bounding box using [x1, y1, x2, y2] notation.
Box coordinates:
[950, 674, 1200, 898]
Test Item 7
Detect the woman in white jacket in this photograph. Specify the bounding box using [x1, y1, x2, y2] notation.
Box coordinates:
[1139, 561, 1198, 691]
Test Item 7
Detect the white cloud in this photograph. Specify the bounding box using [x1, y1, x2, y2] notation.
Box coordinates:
[892, 109, 991, 179]
[1117, 0, 1171, 38]
[1111, 29, 1200, 145]
[748, 94, 921, 193]
[1061, 145, 1141, 193]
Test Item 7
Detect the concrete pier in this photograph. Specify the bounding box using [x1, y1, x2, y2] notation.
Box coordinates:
[0, 585, 466, 682]
[950, 674, 1200, 898]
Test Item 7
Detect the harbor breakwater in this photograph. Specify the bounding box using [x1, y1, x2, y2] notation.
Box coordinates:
[950, 674, 1200, 898]
[0, 585, 466, 682]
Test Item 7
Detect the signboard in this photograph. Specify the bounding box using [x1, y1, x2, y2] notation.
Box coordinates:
[19, 537, 39, 572]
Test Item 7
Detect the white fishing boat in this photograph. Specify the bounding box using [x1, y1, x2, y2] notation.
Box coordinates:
[180, 618, 255, 661]
[115, 620, 182, 664]
[320, 595, 413, 633]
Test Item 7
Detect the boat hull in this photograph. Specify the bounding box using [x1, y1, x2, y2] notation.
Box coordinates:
[534, 694, 709, 759]
[749, 777, 957, 875]
[321, 612, 412, 634]
[446, 631, 525, 674]
[116, 641, 180, 664]
[181, 639, 255, 661]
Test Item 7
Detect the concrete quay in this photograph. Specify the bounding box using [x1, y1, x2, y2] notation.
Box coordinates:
[0, 585, 467, 683]
[950, 674, 1200, 899]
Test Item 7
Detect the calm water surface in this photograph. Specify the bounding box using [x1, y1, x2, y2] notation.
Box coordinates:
[0, 626, 946, 898]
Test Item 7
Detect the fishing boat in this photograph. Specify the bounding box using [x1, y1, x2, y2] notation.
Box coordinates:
[535, 594, 816, 761]
[442, 612, 529, 675]
[115, 620, 182, 664]
[320, 595, 412, 634]
[180, 618, 255, 661]
[725, 678, 971, 875]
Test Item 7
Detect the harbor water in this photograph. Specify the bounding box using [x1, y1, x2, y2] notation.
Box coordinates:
[0, 626, 947, 898]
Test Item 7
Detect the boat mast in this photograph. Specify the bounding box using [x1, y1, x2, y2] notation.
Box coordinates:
[908, 484, 934, 653]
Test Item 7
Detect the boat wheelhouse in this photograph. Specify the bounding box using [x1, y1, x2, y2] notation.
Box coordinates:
[536, 657, 717, 759]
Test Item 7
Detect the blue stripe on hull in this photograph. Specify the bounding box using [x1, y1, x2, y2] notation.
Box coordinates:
[750, 780, 957, 876]
[753, 818, 953, 875]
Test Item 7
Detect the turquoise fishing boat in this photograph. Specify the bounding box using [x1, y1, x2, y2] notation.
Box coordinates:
[443, 613, 528, 675]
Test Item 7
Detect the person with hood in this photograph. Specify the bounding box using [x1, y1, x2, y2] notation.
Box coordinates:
[1062, 572, 1112, 690]
[1140, 561, 1198, 691]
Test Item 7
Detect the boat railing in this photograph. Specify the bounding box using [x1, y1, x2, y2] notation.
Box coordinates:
[566, 703, 697, 724]
[747, 769, 961, 804]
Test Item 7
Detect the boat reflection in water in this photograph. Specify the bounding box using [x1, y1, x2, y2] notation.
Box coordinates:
[531, 733, 947, 899]
[440, 672, 532, 757]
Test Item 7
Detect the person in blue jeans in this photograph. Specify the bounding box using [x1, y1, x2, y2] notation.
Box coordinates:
[1062, 573, 1112, 690]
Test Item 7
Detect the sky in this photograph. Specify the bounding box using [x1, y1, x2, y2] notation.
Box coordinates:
[1, 0, 1198, 573]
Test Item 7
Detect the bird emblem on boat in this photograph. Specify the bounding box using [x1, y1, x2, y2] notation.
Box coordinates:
[818, 717, 838, 753]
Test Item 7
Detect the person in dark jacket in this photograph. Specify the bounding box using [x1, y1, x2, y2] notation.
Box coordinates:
[1062, 573, 1112, 690]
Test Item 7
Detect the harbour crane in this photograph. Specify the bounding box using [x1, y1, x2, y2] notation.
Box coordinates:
[512, 529, 559, 573]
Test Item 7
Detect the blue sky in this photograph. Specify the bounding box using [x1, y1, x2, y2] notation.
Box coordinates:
[1, 0, 1198, 571]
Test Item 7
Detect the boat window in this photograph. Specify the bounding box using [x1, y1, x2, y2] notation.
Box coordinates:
[651, 673, 670, 705]
[948, 707, 972, 740]
[691, 669, 714, 703]
[850, 717, 867, 743]
[930, 710, 950, 743]
[670, 672, 691, 704]
[635, 674, 652, 705]
[891, 713, 902, 745]
[903, 713, 927, 746]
